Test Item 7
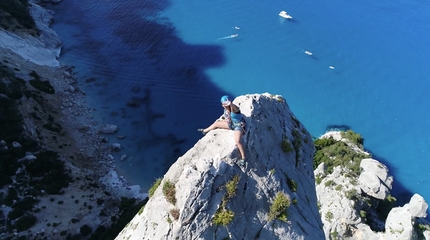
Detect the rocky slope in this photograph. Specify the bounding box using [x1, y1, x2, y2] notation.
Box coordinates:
[116, 93, 325, 240]
[314, 131, 430, 240]
[0, 1, 146, 239]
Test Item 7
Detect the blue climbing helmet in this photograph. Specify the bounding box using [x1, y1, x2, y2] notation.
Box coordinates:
[220, 95, 230, 105]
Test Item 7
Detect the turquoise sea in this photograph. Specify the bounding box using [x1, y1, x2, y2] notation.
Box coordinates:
[47, 0, 430, 211]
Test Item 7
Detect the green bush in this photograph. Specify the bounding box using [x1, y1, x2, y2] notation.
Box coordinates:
[325, 211, 334, 222]
[341, 130, 364, 147]
[268, 192, 291, 221]
[162, 180, 176, 205]
[148, 178, 162, 198]
[225, 175, 240, 199]
[345, 189, 358, 200]
[286, 177, 298, 192]
[169, 208, 180, 220]
[281, 138, 293, 153]
[213, 209, 234, 226]
[360, 210, 367, 218]
[313, 135, 369, 177]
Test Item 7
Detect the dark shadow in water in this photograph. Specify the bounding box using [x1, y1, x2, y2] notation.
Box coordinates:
[326, 125, 351, 132]
[47, 0, 237, 188]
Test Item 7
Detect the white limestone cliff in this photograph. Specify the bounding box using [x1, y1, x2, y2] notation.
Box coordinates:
[315, 131, 430, 240]
[116, 93, 325, 240]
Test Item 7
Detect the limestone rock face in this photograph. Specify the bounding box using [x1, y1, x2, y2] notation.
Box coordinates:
[116, 93, 324, 240]
[359, 158, 393, 200]
[315, 131, 430, 240]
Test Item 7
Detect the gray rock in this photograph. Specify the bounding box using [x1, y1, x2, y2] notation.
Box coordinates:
[359, 158, 392, 200]
[409, 194, 428, 218]
[115, 93, 324, 240]
[68, 85, 75, 93]
[99, 124, 119, 134]
[12, 141, 21, 148]
[111, 143, 121, 152]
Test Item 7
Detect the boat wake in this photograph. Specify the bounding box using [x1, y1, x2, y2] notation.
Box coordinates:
[216, 34, 239, 41]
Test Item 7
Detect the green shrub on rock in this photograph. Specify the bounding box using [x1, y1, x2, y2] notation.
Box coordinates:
[281, 138, 293, 153]
[313, 134, 369, 176]
[225, 174, 240, 199]
[268, 192, 291, 221]
[213, 209, 234, 226]
[148, 178, 162, 198]
[162, 180, 176, 205]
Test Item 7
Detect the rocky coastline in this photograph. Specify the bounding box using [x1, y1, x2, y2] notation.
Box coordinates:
[0, 0, 146, 239]
[2, 1, 430, 240]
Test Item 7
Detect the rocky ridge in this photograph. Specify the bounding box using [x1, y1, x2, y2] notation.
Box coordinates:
[116, 93, 325, 240]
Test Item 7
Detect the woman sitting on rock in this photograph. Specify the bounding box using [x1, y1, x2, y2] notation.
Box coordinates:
[198, 95, 246, 166]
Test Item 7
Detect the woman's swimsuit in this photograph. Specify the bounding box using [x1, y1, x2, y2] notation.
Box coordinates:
[224, 109, 245, 132]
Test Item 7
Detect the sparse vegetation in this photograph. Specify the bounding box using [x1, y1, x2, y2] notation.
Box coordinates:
[324, 180, 335, 187]
[325, 211, 334, 222]
[268, 192, 291, 222]
[138, 206, 145, 215]
[313, 133, 369, 177]
[415, 223, 430, 240]
[225, 174, 240, 199]
[281, 137, 293, 153]
[376, 194, 396, 220]
[341, 130, 364, 148]
[286, 177, 298, 192]
[148, 178, 162, 198]
[213, 209, 235, 226]
[345, 189, 358, 200]
[162, 180, 177, 205]
[169, 208, 180, 220]
[360, 210, 367, 218]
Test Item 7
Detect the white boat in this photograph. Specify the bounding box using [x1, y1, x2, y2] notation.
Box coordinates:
[279, 11, 292, 19]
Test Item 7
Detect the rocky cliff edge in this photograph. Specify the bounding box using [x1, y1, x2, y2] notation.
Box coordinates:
[116, 93, 325, 240]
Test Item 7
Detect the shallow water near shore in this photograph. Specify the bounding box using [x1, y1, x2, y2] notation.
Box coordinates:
[48, 0, 430, 211]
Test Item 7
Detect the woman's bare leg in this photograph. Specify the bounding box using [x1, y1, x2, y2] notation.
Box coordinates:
[234, 130, 245, 159]
[203, 120, 229, 133]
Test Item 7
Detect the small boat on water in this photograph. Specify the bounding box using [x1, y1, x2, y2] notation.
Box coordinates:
[279, 11, 292, 19]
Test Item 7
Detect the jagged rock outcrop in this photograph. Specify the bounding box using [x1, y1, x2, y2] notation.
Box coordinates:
[315, 131, 430, 240]
[116, 93, 324, 240]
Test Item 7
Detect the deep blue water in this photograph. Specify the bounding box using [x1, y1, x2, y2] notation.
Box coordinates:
[47, 0, 430, 211]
